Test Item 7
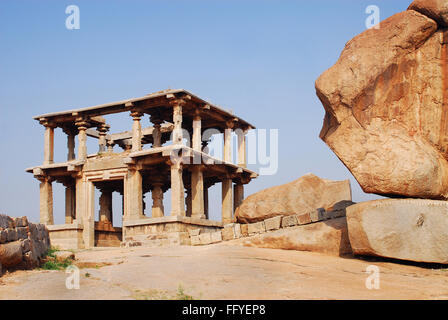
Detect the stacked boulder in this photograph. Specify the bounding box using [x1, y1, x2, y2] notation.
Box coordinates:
[0, 214, 50, 275]
[315, 0, 448, 263]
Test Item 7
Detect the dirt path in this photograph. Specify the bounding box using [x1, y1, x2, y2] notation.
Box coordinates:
[1, 244, 447, 300]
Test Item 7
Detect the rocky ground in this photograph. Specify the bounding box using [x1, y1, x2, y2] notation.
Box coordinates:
[0, 243, 447, 300]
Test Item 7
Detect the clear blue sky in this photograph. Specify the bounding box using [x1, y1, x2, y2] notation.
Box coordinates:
[0, 0, 412, 224]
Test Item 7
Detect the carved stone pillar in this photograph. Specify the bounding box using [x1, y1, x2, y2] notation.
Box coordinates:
[131, 111, 143, 152]
[237, 128, 247, 168]
[170, 160, 185, 216]
[223, 121, 234, 163]
[39, 176, 54, 225]
[192, 112, 202, 151]
[222, 177, 233, 224]
[151, 116, 163, 148]
[151, 182, 164, 218]
[41, 120, 55, 165]
[233, 182, 244, 212]
[170, 99, 186, 145]
[64, 182, 76, 224]
[126, 167, 143, 220]
[99, 188, 113, 224]
[191, 166, 205, 219]
[204, 182, 210, 219]
[75, 120, 89, 161]
[98, 124, 110, 154]
[63, 127, 77, 161]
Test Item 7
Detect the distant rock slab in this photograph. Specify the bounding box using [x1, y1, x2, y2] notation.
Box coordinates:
[234, 173, 352, 224]
[241, 217, 352, 257]
[347, 199, 448, 264]
[315, 9, 448, 199]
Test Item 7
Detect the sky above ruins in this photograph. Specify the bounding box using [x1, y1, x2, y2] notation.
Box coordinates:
[0, 0, 412, 224]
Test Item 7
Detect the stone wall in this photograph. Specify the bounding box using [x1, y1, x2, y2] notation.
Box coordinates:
[189, 201, 353, 248]
[0, 214, 50, 275]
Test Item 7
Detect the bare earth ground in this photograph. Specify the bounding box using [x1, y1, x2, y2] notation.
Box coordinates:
[1, 243, 448, 300]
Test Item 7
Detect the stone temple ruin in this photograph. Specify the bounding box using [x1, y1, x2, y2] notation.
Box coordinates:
[26, 89, 257, 249]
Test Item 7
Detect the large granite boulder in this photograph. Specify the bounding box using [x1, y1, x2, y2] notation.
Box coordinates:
[235, 173, 352, 223]
[409, 0, 448, 27]
[240, 217, 352, 256]
[315, 9, 448, 199]
[346, 199, 448, 264]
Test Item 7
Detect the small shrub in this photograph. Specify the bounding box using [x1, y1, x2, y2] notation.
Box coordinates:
[176, 285, 194, 300]
[40, 246, 73, 270]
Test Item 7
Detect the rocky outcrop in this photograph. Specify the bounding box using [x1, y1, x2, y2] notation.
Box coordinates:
[315, 9, 448, 199]
[234, 174, 352, 223]
[0, 214, 50, 274]
[240, 217, 352, 256]
[346, 199, 448, 264]
[409, 0, 448, 27]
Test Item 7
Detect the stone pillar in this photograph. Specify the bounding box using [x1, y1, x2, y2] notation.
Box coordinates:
[186, 187, 192, 217]
[191, 166, 205, 219]
[39, 177, 54, 225]
[65, 184, 76, 224]
[151, 183, 164, 218]
[131, 111, 143, 152]
[151, 116, 163, 148]
[234, 183, 244, 212]
[98, 124, 109, 154]
[63, 127, 77, 161]
[223, 121, 234, 163]
[126, 168, 143, 220]
[170, 161, 185, 216]
[42, 121, 55, 165]
[107, 139, 115, 153]
[83, 181, 95, 249]
[237, 128, 247, 168]
[171, 99, 186, 145]
[204, 183, 209, 219]
[192, 113, 202, 151]
[75, 175, 85, 223]
[222, 177, 233, 224]
[76, 120, 89, 161]
[99, 189, 113, 224]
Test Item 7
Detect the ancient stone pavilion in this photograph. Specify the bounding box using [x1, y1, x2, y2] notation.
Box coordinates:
[26, 89, 257, 249]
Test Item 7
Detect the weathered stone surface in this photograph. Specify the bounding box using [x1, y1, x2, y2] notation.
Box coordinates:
[190, 235, 201, 246]
[222, 224, 242, 241]
[347, 199, 448, 264]
[310, 208, 325, 222]
[0, 230, 6, 244]
[210, 231, 222, 243]
[315, 10, 448, 199]
[264, 216, 282, 231]
[409, 0, 448, 27]
[241, 217, 352, 256]
[16, 227, 28, 240]
[281, 215, 298, 228]
[6, 229, 18, 242]
[0, 241, 23, 267]
[235, 174, 352, 223]
[247, 221, 266, 235]
[297, 213, 312, 225]
[0, 215, 14, 229]
[14, 216, 28, 228]
[199, 232, 212, 245]
[188, 229, 201, 237]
